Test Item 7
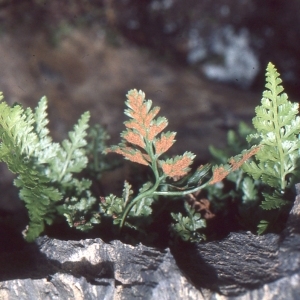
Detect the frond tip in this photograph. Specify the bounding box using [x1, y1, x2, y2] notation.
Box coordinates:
[124, 89, 163, 141]
[105, 89, 175, 166]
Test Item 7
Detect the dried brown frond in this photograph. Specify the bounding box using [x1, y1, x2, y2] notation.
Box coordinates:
[229, 146, 260, 171]
[209, 166, 230, 185]
[196, 199, 216, 219]
[161, 156, 193, 178]
[154, 133, 175, 155]
[186, 195, 215, 220]
[74, 220, 86, 227]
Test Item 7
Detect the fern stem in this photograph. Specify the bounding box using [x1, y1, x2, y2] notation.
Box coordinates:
[147, 139, 160, 182]
[154, 182, 209, 197]
[58, 151, 72, 182]
[184, 201, 196, 231]
[271, 77, 286, 191]
[119, 177, 162, 232]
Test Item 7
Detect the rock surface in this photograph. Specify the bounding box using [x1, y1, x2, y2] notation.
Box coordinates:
[0, 237, 208, 300]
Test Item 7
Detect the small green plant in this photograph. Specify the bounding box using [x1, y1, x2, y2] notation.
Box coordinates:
[0, 95, 100, 241]
[102, 89, 257, 241]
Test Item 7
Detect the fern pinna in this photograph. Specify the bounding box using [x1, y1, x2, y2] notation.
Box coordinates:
[242, 62, 300, 233]
[103, 89, 258, 241]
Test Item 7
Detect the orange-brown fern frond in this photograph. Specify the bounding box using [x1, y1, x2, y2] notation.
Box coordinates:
[106, 146, 149, 166]
[154, 132, 176, 155]
[209, 166, 230, 185]
[122, 130, 145, 149]
[143, 107, 160, 127]
[229, 146, 260, 171]
[108, 89, 179, 168]
[161, 152, 195, 178]
[124, 120, 147, 137]
[148, 119, 168, 141]
[125, 90, 160, 130]
[126, 90, 145, 114]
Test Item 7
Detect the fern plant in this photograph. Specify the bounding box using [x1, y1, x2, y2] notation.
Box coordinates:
[0, 95, 100, 241]
[2, 71, 289, 243]
[203, 63, 300, 234]
[241, 62, 300, 233]
[102, 89, 258, 242]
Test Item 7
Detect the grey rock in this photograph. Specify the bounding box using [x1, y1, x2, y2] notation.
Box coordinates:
[173, 185, 300, 299]
[0, 238, 207, 300]
[217, 273, 300, 300]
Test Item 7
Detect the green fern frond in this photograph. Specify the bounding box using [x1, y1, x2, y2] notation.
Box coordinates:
[33, 96, 60, 164]
[171, 202, 206, 242]
[100, 181, 154, 229]
[257, 220, 269, 235]
[243, 62, 300, 194]
[261, 191, 289, 210]
[53, 111, 90, 183]
[241, 176, 258, 203]
[58, 190, 100, 231]
[241, 62, 300, 233]
[0, 95, 62, 241]
[0, 93, 99, 241]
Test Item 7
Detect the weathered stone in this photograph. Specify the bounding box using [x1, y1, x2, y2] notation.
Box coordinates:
[173, 188, 300, 298]
[211, 273, 300, 300]
[174, 232, 280, 295]
[0, 237, 207, 300]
